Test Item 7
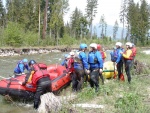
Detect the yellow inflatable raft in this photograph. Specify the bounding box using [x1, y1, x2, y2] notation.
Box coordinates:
[102, 61, 118, 79]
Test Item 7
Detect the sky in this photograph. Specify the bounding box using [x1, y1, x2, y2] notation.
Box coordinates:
[64, 0, 149, 27]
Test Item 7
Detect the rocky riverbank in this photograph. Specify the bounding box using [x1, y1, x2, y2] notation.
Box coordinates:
[0, 47, 79, 57]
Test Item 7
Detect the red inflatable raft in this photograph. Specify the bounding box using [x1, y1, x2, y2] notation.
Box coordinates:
[0, 65, 71, 99]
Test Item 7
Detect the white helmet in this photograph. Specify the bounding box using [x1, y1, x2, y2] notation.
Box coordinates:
[89, 43, 97, 49]
[69, 51, 75, 56]
[116, 42, 122, 47]
[126, 42, 132, 48]
[67, 55, 71, 59]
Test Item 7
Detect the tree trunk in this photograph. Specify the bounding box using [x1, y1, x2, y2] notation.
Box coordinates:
[38, 0, 40, 44]
[42, 0, 48, 39]
[121, 16, 125, 40]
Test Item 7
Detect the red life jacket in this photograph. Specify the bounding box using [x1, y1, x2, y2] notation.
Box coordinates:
[67, 57, 74, 72]
[32, 63, 49, 86]
[99, 51, 106, 61]
[132, 47, 137, 57]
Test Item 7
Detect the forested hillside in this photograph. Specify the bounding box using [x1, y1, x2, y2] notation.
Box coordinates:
[0, 0, 149, 47]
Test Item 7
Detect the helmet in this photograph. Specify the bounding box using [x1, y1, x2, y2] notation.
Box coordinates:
[69, 51, 75, 56]
[126, 42, 132, 48]
[28, 60, 36, 66]
[132, 43, 135, 47]
[97, 44, 101, 50]
[67, 55, 71, 59]
[80, 43, 87, 49]
[64, 54, 69, 58]
[116, 42, 122, 47]
[23, 59, 28, 63]
[89, 43, 97, 49]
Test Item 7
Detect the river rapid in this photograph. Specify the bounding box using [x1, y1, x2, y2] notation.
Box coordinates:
[0, 51, 111, 113]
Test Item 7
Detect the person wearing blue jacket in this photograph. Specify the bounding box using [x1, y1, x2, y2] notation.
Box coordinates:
[73, 43, 89, 91]
[115, 42, 123, 80]
[14, 58, 29, 75]
[88, 43, 103, 92]
[61, 54, 69, 68]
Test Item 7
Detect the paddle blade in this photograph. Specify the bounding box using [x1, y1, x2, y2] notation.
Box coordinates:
[120, 73, 125, 81]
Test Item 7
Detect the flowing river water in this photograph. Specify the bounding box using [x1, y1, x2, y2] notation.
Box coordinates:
[0, 51, 111, 113]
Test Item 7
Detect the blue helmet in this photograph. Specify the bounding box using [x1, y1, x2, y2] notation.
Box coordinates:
[22, 58, 28, 63]
[28, 60, 36, 66]
[80, 43, 87, 49]
[64, 54, 69, 58]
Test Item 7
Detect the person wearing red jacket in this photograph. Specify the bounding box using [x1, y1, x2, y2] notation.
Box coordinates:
[67, 51, 75, 73]
[131, 43, 137, 59]
[97, 44, 107, 62]
[21, 60, 51, 109]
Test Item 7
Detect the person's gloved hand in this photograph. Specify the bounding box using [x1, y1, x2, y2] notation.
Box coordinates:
[85, 69, 90, 74]
[22, 82, 26, 86]
[99, 69, 103, 74]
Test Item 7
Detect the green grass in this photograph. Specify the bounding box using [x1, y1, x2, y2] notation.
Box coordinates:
[59, 49, 150, 113]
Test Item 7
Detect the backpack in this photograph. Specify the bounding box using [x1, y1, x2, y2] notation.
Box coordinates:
[110, 49, 118, 62]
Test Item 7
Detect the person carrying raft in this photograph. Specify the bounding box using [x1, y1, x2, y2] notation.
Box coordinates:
[72, 43, 89, 91]
[88, 43, 103, 92]
[14, 58, 29, 75]
[61, 54, 69, 68]
[21, 60, 51, 109]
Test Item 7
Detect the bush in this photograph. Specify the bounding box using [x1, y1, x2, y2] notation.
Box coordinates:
[4, 22, 24, 47]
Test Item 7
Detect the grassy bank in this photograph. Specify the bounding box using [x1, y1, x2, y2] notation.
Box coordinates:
[59, 49, 150, 113]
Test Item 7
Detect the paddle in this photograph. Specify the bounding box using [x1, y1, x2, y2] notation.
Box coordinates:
[120, 63, 125, 81]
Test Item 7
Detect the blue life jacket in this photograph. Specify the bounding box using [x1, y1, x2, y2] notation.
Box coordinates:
[88, 51, 103, 69]
[74, 51, 88, 70]
[110, 50, 118, 62]
[14, 60, 29, 74]
[110, 48, 123, 63]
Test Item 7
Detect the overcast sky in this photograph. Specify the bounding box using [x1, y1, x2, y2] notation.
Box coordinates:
[64, 0, 149, 27]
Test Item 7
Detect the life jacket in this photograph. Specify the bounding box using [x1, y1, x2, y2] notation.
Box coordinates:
[100, 51, 106, 60]
[110, 50, 118, 62]
[67, 57, 74, 72]
[123, 50, 133, 60]
[31, 63, 49, 86]
[74, 51, 83, 69]
[132, 47, 137, 57]
[88, 51, 98, 64]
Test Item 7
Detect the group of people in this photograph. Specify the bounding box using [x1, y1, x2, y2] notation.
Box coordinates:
[14, 59, 51, 109]
[110, 42, 137, 83]
[61, 43, 107, 92]
[13, 41, 136, 109]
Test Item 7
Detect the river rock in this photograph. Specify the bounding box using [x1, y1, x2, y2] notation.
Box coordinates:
[37, 92, 62, 113]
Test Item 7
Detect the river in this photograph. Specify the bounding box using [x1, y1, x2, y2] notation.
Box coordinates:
[0, 51, 111, 113]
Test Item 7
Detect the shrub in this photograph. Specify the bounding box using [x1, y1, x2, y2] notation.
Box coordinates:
[4, 22, 24, 47]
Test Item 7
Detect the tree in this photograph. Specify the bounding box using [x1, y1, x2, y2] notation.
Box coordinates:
[99, 14, 106, 38]
[70, 7, 83, 39]
[48, 0, 69, 45]
[85, 0, 98, 39]
[113, 20, 119, 40]
[120, 0, 128, 40]
[0, 0, 5, 27]
[42, 0, 48, 39]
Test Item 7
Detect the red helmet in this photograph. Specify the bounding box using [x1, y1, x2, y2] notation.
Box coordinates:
[97, 44, 101, 50]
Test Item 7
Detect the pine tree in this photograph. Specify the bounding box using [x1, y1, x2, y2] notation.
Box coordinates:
[113, 20, 119, 40]
[99, 14, 106, 38]
[0, 0, 5, 27]
[120, 0, 128, 40]
[85, 0, 98, 39]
